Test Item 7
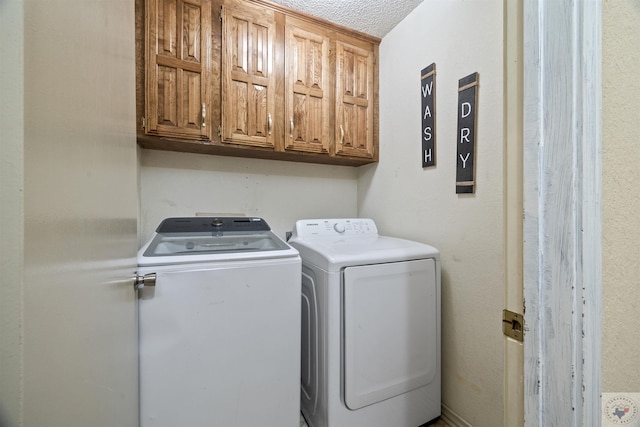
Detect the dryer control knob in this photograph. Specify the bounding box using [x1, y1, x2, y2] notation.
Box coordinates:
[333, 222, 345, 233]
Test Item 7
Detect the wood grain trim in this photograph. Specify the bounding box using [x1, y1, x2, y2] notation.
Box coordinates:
[137, 134, 377, 166]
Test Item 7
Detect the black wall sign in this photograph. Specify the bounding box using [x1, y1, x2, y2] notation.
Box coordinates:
[456, 72, 479, 194]
[421, 63, 436, 167]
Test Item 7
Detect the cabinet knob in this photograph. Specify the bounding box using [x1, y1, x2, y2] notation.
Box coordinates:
[201, 103, 206, 128]
[268, 113, 273, 135]
[290, 118, 294, 138]
[339, 124, 344, 145]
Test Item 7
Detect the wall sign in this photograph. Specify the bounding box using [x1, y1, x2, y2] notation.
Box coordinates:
[421, 63, 436, 167]
[456, 72, 479, 194]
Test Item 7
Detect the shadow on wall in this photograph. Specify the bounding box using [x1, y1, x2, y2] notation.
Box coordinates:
[140, 149, 359, 182]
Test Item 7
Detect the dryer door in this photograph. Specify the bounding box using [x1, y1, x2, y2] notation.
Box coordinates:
[343, 258, 437, 410]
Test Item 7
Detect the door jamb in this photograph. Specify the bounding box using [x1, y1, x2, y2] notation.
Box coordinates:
[522, 0, 602, 426]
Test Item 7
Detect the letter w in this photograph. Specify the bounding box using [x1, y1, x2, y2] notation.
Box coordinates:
[422, 81, 433, 97]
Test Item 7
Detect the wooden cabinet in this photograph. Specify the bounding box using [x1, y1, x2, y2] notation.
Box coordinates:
[284, 18, 331, 154]
[220, 6, 332, 155]
[335, 36, 375, 159]
[144, 0, 212, 140]
[137, 0, 379, 166]
[221, 2, 276, 148]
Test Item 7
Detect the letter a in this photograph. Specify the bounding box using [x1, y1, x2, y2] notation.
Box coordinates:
[423, 105, 432, 119]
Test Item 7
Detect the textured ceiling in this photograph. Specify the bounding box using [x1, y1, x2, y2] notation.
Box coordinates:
[267, 0, 424, 38]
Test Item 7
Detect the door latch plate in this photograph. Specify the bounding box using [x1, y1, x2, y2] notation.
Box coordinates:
[502, 309, 524, 342]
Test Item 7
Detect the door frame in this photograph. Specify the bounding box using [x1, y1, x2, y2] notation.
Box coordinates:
[503, 0, 524, 425]
[522, 0, 602, 426]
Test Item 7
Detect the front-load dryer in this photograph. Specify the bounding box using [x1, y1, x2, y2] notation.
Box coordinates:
[288, 218, 441, 427]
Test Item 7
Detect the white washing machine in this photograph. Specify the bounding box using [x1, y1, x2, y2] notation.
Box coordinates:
[137, 217, 301, 427]
[288, 218, 441, 427]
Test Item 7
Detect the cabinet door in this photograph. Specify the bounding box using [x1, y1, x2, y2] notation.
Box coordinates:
[221, 3, 276, 148]
[146, 0, 212, 140]
[335, 39, 375, 159]
[284, 22, 330, 154]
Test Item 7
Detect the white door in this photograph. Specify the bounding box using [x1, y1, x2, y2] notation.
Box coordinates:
[20, 0, 139, 426]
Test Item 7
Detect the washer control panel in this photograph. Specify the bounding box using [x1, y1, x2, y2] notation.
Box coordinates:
[292, 218, 378, 238]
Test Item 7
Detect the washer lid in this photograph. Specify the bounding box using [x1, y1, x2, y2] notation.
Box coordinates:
[138, 217, 298, 266]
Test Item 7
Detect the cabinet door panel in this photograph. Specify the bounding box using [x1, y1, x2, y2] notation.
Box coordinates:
[285, 23, 330, 154]
[222, 4, 275, 148]
[157, 65, 178, 127]
[251, 84, 269, 138]
[309, 97, 323, 143]
[180, 70, 203, 130]
[252, 24, 269, 77]
[230, 81, 248, 135]
[182, 3, 202, 63]
[146, 0, 211, 140]
[158, 0, 177, 58]
[336, 40, 374, 158]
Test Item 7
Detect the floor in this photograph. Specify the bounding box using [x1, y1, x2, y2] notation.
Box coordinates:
[299, 413, 450, 427]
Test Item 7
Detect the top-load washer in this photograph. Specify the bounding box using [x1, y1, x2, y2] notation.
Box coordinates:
[137, 217, 301, 427]
[288, 218, 441, 427]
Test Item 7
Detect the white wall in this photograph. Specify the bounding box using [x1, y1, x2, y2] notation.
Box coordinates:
[359, 1, 506, 425]
[139, 150, 359, 242]
[0, 1, 25, 425]
[602, 0, 640, 391]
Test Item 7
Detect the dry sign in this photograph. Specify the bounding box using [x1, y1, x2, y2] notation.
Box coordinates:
[456, 72, 479, 194]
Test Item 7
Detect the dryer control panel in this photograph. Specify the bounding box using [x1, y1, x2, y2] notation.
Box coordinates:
[292, 218, 378, 238]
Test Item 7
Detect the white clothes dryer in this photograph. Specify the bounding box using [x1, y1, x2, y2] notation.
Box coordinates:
[137, 217, 301, 427]
[288, 218, 441, 427]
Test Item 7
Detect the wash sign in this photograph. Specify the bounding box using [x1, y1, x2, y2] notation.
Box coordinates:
[456, 72, 479, 194]
[421, 63, 436, 167]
